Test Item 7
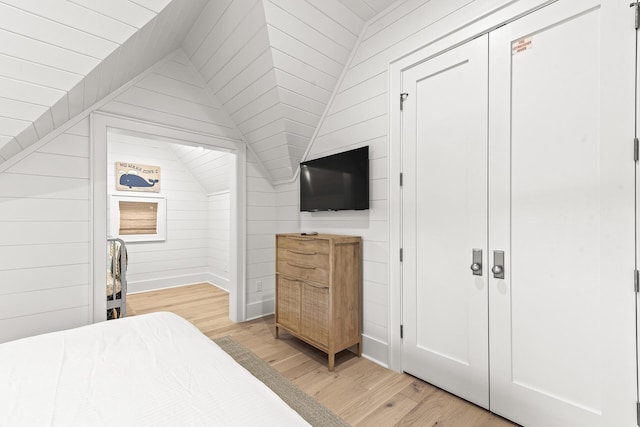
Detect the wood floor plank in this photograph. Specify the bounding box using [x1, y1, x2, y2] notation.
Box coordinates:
[354, 393, 421, 427]
[126, 283, 518, 427]
[399, 378, 440, 403]
[337, 373, 413, 424]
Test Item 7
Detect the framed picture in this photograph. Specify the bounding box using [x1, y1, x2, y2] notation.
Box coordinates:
[115, 161, 161, 193]
[109, 195, 166, 242]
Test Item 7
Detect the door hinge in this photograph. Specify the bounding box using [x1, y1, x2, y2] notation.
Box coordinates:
[632, 2, 640, 30]
[400, 324, 404, 339]
[400, 92, 409, 111]
[634, 138, 639, 162]
[400, 172, 403, 187]
[400, 248, 403, 262]
[635, 269, 639, 293]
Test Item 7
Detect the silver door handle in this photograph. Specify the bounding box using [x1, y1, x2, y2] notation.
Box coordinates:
[492, 251, 504, 279]
[470, 249, 482, 276]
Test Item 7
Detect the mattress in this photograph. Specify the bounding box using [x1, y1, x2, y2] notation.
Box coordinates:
[0, 312, 310, 427]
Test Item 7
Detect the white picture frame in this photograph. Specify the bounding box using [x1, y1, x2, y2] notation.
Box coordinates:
[109, 195, 166, 242]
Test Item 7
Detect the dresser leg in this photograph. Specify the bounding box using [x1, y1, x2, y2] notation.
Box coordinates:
[275, 325, 279, 339]
[328, 353, 335, 371]
[357, 341, 362, 357]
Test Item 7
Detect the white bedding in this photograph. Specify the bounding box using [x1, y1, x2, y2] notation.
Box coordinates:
[0, 312, 310, 427]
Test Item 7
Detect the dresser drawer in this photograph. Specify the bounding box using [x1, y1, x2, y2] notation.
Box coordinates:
[277, 235, 329, 255]
[277, 247, 329, 270]
[277, 260, 329, 284]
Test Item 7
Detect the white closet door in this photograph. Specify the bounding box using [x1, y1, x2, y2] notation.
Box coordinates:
[488, 1, 636, 426]
[401, 35, 489, 408]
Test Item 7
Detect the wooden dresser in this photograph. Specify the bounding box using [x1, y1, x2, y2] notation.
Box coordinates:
[275, 233, 362, 371]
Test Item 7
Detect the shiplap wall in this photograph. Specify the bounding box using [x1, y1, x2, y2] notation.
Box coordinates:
[259, 0, 359, 179]
[107, 133, 211, 293]
[0, 47, 258, 342]
[169, 145, 233, 291]
[0, 119, 90, 343]
[100, 51, 240, 143]
[208, 191, 231, 290]
[170, 145, 233, 194]
[98, 47, 255, 298]
[294, 0, 487, 365]
[276, 181, 299, 233]
[100, 49, 244, 294]
[0, 0, 208, 163]
[102, 48, 277, 318]
[246, 150, 277, 319]
[182, 0, 366, 182]
[337, 0, 399, 21]
[289, 137, 388, 363]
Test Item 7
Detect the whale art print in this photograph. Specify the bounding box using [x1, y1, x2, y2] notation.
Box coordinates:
[115, 162, 161, 193]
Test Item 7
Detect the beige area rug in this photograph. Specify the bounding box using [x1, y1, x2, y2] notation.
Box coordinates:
[213, 336, 350, 427]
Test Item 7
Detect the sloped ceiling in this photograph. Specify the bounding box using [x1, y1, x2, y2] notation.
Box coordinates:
[0, 0, 208, 161]
[0, 0, 396, 183]
[336, 0, 398, 21]
[169, 144, 233, 195]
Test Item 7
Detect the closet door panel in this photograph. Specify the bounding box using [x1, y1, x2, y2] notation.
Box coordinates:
[488, 1, 636, 425]
[401, 35, 489, 408]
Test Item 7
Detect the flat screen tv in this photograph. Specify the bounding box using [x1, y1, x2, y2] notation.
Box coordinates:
[299, 146, 369, 212]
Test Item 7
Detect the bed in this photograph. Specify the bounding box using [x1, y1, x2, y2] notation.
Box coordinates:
[0, 312, 310, 426]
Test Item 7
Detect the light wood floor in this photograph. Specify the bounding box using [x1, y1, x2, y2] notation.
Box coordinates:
[127, 283, 518, 427]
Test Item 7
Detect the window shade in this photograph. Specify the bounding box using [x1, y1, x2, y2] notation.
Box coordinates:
[119, 201, 158, 235]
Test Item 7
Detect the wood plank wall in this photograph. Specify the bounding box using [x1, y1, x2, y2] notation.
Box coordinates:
[102, 49, 279, 320]
[167, 145, 233, 291]
[0, 48, 275, 341]
[100, 49, 278, 308]
[171, 145, 233, 195]
[100, 51, 240, 143]
[0, 0, 208, 161]
[208, 191, 231, 290]
[0, 119, 91, 343]
[182, 0, 366, 181]
[246, 150, 277, 319]
[107, 133, 211, 293]
[295, 0, 483, 365]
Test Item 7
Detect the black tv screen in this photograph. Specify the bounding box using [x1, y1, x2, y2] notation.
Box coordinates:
[299, 146, 369, 212]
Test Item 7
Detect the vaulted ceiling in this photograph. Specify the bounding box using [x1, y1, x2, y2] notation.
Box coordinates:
[0, 0, 396, 183]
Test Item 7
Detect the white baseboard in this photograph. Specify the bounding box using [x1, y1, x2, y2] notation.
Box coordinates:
[127, 273, 217, 294]
[246, 298, 274, 321]
[361, 334, 389, 368]
[204, 272, 229, 291]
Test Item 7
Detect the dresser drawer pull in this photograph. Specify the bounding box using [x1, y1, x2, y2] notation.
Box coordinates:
[286, 236, 319, 241]
[287, 262, 316, 270]
[287, 249, 317, 256]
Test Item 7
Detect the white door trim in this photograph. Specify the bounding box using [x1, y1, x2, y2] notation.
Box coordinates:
[388, 0, 558, 373]
[90, 112, 247, 323]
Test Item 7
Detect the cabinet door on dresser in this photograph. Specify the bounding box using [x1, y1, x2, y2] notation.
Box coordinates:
[275, 276, 301, 333]
[300, 282, 329, 346]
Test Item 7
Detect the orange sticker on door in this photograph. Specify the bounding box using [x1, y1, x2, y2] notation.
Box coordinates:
[512, 37, 532, 55]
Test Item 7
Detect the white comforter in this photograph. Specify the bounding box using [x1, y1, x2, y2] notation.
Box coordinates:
[0, 312, 309, 426]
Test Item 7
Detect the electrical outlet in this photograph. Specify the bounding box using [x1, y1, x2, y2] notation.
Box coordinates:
[256, 280, 263, 292]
